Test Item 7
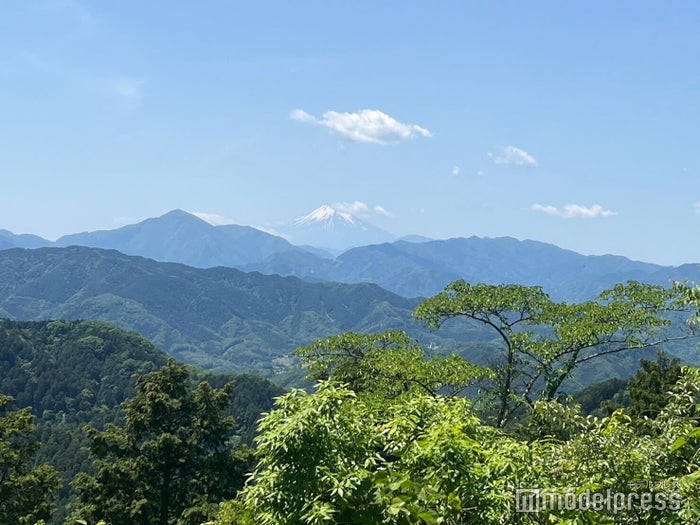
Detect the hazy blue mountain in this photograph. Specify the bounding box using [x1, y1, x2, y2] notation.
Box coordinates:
[243, 236, 687, 301]
[649, 263, 700, 282]
[397, 234, 433, 243]
[277, 205, 396, 250]
[55, 209, 302, 267]
[295, 244, 338, 259]
[0, 229, 51, 249]
[3, 212, 697, 304]
[241, 248, 338, 282]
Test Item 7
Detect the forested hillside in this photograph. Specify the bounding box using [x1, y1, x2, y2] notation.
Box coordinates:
[0, 246, 463, 375]
[1, 246, 698, 390]
[0, 319, 282, 522]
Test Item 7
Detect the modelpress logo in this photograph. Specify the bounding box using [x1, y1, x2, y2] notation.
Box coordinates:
[515, 485, 683, 514]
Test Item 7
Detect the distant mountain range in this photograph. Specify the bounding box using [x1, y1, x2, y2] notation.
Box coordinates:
[244, 237, 700, 301]
[0, 246, 696, 391]
[0, 229, 50, 249]
[0, 206, 391, 264]
[1, 208, 698, 301]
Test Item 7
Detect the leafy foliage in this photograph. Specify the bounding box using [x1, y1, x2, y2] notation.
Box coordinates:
[628, 351, 683, 420]
[295, 330, 491, 398]
[0, 394, 61, 524]
[72, 361, 255, 525]
[414, 280, 696, 426]
[219, 382, 524, 524]
[216, 367, 700, 525]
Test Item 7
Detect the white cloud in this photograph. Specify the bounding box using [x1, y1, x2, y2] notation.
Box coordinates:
[451, 166, 460, 176]
[531, 203, 616, 219]
[254, 225, 286, 237]
[531, 204, 559, 216]
[333, 201, 393, 218]
[334, 201, 369, 215]
[490, 146, 538, 167]
[290, 108, 432, 144]
[694, 201, 700, 214]
[289, 109, 316, 124]
[374, 205, 393, 217]
[190, 211, 235, 226]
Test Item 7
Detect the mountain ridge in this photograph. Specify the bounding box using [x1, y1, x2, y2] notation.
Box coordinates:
[242, 236, 677, 301]
[1, 209, 697, 302]
[54, 209, 302, 268]
[0, 246, 427, 376]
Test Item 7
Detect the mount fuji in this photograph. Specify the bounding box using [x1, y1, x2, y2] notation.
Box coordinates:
[278, 205, 396, 251]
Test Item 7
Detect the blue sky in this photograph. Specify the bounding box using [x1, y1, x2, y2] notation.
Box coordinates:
[1, 1, 699, 265]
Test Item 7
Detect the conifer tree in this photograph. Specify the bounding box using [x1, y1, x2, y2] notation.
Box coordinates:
[73, 360, 253, 525]
[0, 394, 61, 524]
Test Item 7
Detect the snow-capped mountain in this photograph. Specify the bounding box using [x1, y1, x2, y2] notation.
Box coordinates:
[294, 205, 356, 227]
[279, 204, 396, 251]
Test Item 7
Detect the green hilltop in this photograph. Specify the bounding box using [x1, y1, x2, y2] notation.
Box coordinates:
[0, 318, 282, 521]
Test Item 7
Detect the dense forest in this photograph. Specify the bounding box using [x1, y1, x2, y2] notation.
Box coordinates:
[0, 319, 281, 523]
[2, 279, 700, 524]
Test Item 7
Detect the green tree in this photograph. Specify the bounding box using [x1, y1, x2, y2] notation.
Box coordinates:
[0, 394, 61, 525]
[414, 280, 695, 426]
[216, 382, 539, 525]
[573, 377, 629, 416]
[72, 360, 254, 525]
[295, 330, 490, 399]
[628, 351, 683, 420]
[215, 369, 700, 525]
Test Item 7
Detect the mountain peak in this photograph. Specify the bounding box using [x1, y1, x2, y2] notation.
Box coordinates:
[294, 205, 355, 227]
[54, 209, 296, 268]
[159, 209, 205, 222]
[281, 204, 395, 250]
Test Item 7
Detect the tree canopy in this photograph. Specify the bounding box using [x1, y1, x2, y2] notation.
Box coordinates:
[215, 369, 700, 524]
[72, 361, 254, 525]
[414, 280, 696, 426]
[0, 394, 61, 525]
[295, 330, 491, 399]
